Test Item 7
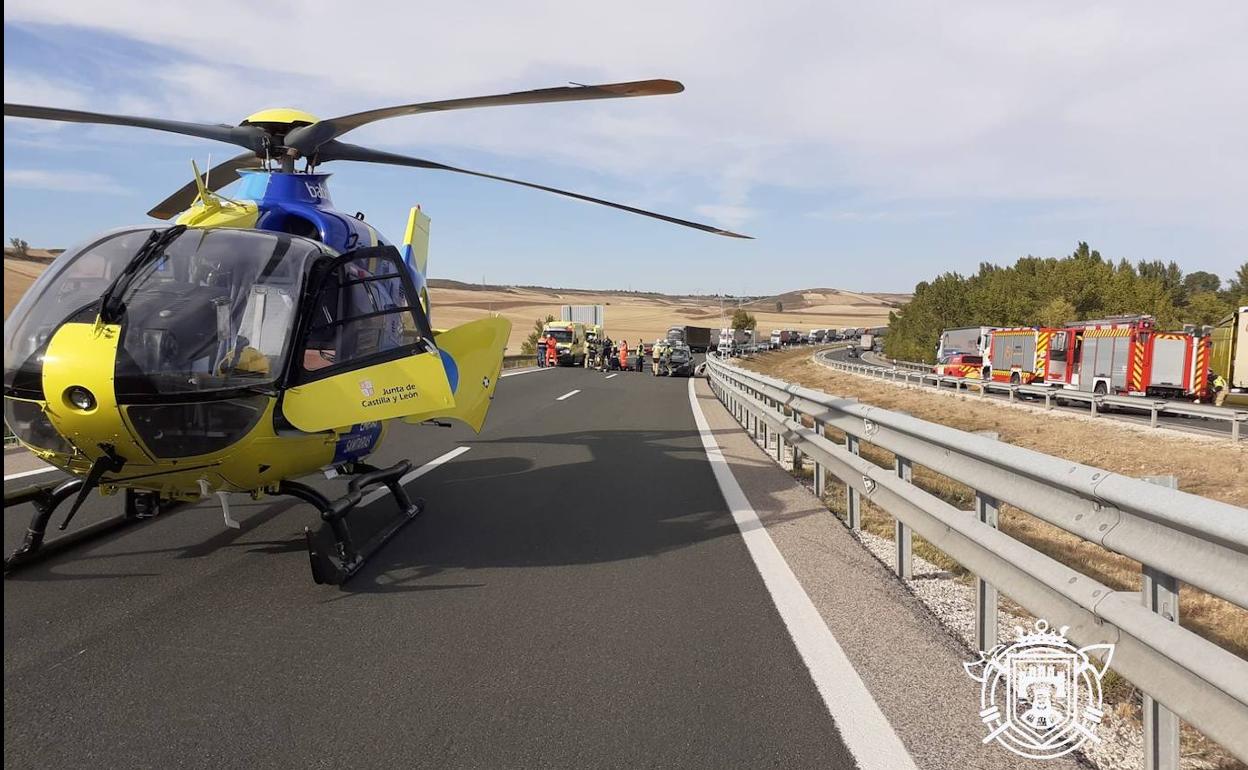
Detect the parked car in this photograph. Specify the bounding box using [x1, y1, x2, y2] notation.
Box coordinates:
[934, 353, 983, 378]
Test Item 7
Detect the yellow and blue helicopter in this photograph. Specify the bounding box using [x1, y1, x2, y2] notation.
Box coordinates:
[2, 79, 747, 584]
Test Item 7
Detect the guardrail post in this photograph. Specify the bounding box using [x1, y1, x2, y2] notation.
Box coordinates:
[812, 420, 826, 498]
[893, 456, 913, 579]
[1141, 475, 1180, 770]
[1233, 415, 1242, 442]
[1150, 405, 1160, 429]
[846, 434, 861, 530]
[974, 492, 999, 652]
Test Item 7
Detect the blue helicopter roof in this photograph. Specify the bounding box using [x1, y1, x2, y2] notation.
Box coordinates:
[238, 170, 388, 255]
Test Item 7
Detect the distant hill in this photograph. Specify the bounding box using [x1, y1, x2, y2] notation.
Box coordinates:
[4, 251, 907, 344]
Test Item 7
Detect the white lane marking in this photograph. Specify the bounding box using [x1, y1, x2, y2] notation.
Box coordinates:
[4, 464, 60, 482]
[605, 373, 619, 380]
[686, 378, 918, 770]
[501, 366, 557, 378]
[359, 446, 471, 507]
[555, 389, 581, 401]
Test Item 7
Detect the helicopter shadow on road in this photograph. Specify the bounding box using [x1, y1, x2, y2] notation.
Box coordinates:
[0, 495, 312, 582]
[334, 423, 827, 596]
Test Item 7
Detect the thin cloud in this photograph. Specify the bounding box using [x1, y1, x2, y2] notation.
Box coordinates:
[4, 168, 132, 194]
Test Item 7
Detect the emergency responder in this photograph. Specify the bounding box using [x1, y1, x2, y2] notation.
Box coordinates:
[618, 340, 629, 371]
[545, 334, 558, 367]
[536, 334, 547, 367]
[600, 337, 613, 371]
[657, 342, 671, 376]
[636, 340, 645, 372]
[584, 336, 596, 369]
[1211, 371, 1229, 407]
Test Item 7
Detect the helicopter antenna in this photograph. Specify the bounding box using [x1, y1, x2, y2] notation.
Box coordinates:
[190, 159, 215, 210]
[204, 153, 212, 189]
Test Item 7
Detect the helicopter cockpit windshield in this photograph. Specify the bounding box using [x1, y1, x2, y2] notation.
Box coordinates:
[3, 227, 331, 399]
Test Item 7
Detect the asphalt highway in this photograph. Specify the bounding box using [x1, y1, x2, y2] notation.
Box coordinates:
[818, 346, 1238, 440]
[4, 365, 856, 768]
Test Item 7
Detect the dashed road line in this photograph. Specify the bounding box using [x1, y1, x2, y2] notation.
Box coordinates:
[360, 446, 472, 507]
[555, 389, 581, 401]
[501, 366, 557, 378]
[605, 373, 619, 380]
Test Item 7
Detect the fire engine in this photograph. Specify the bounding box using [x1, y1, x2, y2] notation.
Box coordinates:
[1042, 315, 1209, 399]
[983, 327, 1056, 384]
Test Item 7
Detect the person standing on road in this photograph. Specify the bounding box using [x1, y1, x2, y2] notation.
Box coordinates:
[545, 335, 558, 368]
[618, 340, 629, 372]
[636, 340, 645, 371]
[536, 334, 547, 367]
[1211, 372, 1229, 407]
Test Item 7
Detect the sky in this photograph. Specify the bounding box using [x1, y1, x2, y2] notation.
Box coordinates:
[3, 1, 1246, 295]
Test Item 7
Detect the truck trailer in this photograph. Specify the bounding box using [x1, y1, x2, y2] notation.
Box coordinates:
[667, 325, 714, 353]
[937, 326, 994, 363]
[1210, 306, 1248, 406]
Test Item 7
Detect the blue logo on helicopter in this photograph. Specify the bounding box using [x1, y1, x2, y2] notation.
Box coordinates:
[332, 422, 383, 463]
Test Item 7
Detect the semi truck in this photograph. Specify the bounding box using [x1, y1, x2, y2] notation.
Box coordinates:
[717, 328, 752, 356]
[563, 305, 605, 350]
[937, 326, 994, 362]
[859, 333, 876, 351]
[1210, 306, 1248, 406]
[769, 329, 792, 349]
[667, 325, 714, 353]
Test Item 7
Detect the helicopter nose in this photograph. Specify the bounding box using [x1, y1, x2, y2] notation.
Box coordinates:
[41, 320, 146, 465]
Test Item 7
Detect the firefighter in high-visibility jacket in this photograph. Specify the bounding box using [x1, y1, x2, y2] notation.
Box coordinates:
[1211, 372, 1229, 407]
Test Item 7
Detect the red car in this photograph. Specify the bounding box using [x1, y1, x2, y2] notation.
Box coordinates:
[934, 353, 983, 378]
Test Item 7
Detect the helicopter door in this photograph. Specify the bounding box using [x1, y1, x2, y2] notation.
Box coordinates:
[281, 246, 453, 432]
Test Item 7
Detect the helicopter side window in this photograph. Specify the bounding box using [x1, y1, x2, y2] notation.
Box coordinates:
[298, 250, 427, 380]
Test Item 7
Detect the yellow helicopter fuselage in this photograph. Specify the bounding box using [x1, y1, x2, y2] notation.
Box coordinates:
[5, 172, 510, 503]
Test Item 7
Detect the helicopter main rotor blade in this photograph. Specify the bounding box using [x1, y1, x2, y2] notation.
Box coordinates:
[3, 103, 266, 152]
[147, 152, 259, 220]
[285, 79, 683, 155]
[317, 140, 751, 239]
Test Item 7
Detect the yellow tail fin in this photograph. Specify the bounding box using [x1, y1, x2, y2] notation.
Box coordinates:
[408, 317, 511, 432]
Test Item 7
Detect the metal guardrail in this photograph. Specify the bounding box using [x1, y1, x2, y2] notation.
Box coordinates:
[704, 356, 1248, 768]
[817, 351, 1247, 441]
[714, 340, 850, 359]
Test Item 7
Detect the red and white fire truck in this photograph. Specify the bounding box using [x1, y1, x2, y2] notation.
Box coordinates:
[1042, 315, 1210, 399]
[983, 327, 1057, 384]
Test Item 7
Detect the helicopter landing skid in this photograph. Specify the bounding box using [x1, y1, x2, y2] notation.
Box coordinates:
[4, 482, 164, 575]
[279, 460, 424, 585]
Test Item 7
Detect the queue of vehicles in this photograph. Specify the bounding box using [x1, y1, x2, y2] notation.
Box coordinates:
[931, 309, 1248, 403]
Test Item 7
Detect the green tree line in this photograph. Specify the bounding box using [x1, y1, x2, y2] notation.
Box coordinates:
[885, 243, 1248, 363]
